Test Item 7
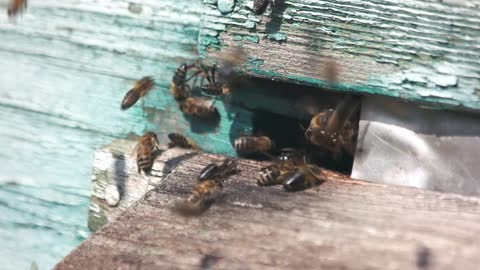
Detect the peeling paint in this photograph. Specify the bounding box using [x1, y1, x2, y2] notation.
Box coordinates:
[267, 33, 288, 42]
[217, 0, 236, 15]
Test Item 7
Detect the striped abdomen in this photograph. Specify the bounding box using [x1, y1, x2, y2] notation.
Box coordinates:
[121, 76, 154, 110]
[170, 64, 189, 101]
[201, 83, 223, 96]
[234, 136, 272, 155]
[180, 97, 219, 118]
[168, 133, 195, 149]
[257, 165, 282, 186]
[137, 146, 153, 174]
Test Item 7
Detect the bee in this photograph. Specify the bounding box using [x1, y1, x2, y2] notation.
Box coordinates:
[170, 63, 200, 101]
[167, 133, 198, 149]
[305, 96, 360, 157]
[135, 131, 160, 174]
[234, 136, 274, 155]
[257, 148, 307, 186]
[282, 163, 326, 192]
[179, 97, 219, 118]
[7, 0, 27, 17]
[172, 179, 223, 216]
[253, 0, 275, 15]
[198, 158, 238, 182]
[121, 76, 155, 110]
[200, 64, 229, 96]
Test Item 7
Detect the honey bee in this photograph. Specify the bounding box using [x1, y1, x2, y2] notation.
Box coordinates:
[121, 76, 155, 110]
[200, 64, 228, 96]
[253, 0, 275, 15]
[167, 133, 198, 149]
[135, 131, 160, 174]
[257, 149, 306, 186]
[172, 179, 223, 216]
[179, 97, 219, 118]
[234, 136, 274, 155]
[198, 158, 238, 182]
[7, 0, 27, 17]
[282, 163, 326, 192]
[170, 63, 200, 101]
[305, 96, 360, 157]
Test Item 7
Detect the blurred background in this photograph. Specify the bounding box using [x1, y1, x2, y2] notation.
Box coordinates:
[0, 1, 200, 269]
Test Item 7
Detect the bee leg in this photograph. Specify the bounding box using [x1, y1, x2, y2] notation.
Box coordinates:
[185, 70, 203, 82]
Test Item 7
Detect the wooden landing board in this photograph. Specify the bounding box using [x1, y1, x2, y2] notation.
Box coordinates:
[73, 145, 480, 269]
[200, 0, 480, 112]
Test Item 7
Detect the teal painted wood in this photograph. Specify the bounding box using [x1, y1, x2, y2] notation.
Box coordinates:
[0, 1, 202, 269]
[199, 0, 480, 111]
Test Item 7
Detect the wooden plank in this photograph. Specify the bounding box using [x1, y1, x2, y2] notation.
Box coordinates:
[74, 142, 480, 269]
[199, 0, 480, 111]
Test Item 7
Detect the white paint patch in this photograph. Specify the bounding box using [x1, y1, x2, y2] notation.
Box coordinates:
[231, 201, 263, 208]
[105, 184, 120, 207]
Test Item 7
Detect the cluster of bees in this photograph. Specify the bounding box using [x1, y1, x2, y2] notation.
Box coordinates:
[120, 54, 359, 216]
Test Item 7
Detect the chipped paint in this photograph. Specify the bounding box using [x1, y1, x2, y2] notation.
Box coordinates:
[199, 0, 480, 111]
[217, 0, 236, 14]
[267, 33, 288, 42]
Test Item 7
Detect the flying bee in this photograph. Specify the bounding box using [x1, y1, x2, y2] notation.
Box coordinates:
[179, 97, 219, 118]
[121, 76, 155, 110]
[172, 179, 223, 216]
[257, 148, 307, 186]
[253, 0, 275, 15]
[198, 158, 238, 182]
[170, 63, 201, 101]
[7, 0, 27, 17]
[234, 136, 274, 156]
[305, 96, 360, 157]
[167, 133, 198, 149]
[135, 131, 160, 174]
[282, 163, 326, 192]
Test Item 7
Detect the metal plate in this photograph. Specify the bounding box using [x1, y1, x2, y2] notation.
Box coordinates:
[352, 96, 480, 196]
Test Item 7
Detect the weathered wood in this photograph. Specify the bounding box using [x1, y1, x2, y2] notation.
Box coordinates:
[0, 1, 203, 269]
[74, 142, 480, 269]
[200, 0, 480, 111]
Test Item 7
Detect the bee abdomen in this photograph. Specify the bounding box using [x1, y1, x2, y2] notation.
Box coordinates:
[170, 83, 188, 101]
[201, 83, 223, 96]
[257, 166, 281, 186]
[121, 89, 140, 110]
[172, 66, 187, 85]
[137, 154, 153, 173]
[234, 137, 255, 154]
[168, 133, 194, 149]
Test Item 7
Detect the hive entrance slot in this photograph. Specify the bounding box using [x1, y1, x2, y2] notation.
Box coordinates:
[251, 109, 356, 175]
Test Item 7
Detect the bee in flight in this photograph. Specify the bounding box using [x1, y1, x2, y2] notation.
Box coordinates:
[7, 0, 27, 17]
[305, 95, 360, 159]
[170, 63, 202, 101]
[253, 0, 275, 15]
[234, 135, 274, 156]
[121, 76, 155, 110]
[179, 97, 219, 119]
[198, 158, 238, 182]
[167, 133, 198, 150]
[135, 131, 160, 174]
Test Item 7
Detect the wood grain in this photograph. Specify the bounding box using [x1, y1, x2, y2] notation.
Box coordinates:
[199, 0, 480, 111]
[74, 141, 480, 269]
